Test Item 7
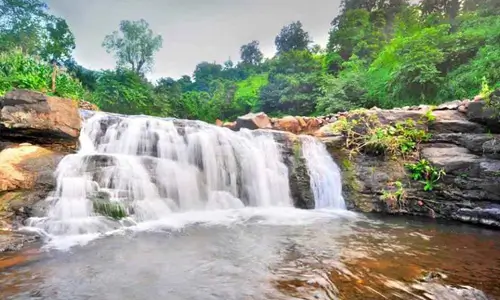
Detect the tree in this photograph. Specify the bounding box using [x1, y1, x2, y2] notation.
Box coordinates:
[192, 62, 222, 91]
[92, 69, 168, 116]
[275, 21, 312, 54]
[103, 19, 163, 75]
[41, 18, 75, 63]
[0, 0, 74, 60]
[240, 40, 263, 65]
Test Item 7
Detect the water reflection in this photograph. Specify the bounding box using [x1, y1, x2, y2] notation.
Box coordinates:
[1, 214, 499, 300]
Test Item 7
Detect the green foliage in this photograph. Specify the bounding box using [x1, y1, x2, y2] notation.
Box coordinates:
[103, 19, 163, 75]
[240, 40, 263, 66]
[406, 159, 446, 191]
[93, 200, 128, 220]
[234, 73, 268, 112]
[92, 69, 168, 116]
[0, 51, 85, 99]
[381, 181, 407, 210]
[275, 21, 311, 54]
[2, 0, 499, 121]
[330, 112, 431, 158]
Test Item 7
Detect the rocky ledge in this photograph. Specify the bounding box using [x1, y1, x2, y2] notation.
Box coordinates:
[0, 89, 81, 252]
[228, 90, 500, 229]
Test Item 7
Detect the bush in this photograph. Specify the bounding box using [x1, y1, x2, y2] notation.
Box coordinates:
[0, 51, 85, 99]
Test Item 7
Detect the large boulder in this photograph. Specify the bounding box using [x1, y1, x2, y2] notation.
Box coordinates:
[0, 144, 63, 229]
[467, 92, 500, 132]
[274, 116, 301, 134]
[234, 112, 272, 131]
[0, 89, 81, 148]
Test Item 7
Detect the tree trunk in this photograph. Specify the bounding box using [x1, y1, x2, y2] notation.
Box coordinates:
[52, 63, 58, 93]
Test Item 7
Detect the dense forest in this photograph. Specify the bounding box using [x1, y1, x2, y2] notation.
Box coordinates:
[0, 0, 499, 122]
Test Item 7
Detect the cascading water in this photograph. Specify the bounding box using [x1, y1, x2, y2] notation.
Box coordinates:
[300, 135, 345, 209]
[27, 112, 292, 238]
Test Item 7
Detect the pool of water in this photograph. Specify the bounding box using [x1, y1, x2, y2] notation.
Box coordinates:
[1, 208, 499, 300]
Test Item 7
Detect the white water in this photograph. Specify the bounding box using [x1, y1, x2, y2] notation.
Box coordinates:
[301, 135, 345, 209]
[25, 112, 346, 249]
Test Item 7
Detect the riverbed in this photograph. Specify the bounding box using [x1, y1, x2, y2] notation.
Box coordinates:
[1, 209, 499, 300]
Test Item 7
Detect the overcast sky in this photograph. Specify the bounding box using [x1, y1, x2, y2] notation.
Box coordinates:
[45, 0, 342, 80]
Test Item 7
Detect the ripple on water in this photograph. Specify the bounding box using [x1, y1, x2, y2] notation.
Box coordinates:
[1, 212, 500, 300]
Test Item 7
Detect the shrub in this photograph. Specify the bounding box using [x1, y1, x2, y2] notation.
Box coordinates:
[0, 51, 85, 99]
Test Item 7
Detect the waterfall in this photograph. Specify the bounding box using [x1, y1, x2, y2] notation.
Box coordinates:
[300, 136, 346, 209]
[27, 112, 292, 237]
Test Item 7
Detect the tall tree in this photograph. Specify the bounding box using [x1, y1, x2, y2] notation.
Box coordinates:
[240, 40, 263, 65]
[103, 19, 163, 75]
[275, 21, 312, 54]
[192, 62, 222, 91]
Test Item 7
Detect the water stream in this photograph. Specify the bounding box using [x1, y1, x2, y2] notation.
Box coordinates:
[24, 112, 344, 249]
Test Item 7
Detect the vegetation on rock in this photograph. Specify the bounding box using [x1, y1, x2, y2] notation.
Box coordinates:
[92, 200, 128, 220]
[0, 0, 499, 121]
[406, 159, 446, 192]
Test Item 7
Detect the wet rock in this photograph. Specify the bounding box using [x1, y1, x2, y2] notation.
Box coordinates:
[0, 89, 81, 147]
[453, 206, 500, 227]
[412, 283, 489, 300]
[234, 112, 272, 131]
[287, 145, 315, 209]
[0, 231, 39, 253]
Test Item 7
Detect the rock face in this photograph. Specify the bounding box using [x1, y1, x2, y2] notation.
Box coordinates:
[257, 130, 315, 209]
[0, 89, 81, 149]
[0, 89, 80, 252]
[326, 98, 500, 228]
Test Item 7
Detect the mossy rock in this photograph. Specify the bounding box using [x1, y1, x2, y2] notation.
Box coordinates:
[92, 200, 128, 220]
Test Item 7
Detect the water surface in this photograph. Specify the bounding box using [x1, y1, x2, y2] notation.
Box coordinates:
[1, 209, 499, 300]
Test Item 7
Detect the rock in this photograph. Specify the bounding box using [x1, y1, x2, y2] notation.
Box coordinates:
[297, 116, 307, 128]
[287, 143, 315, 209]
[320, 136, 345, 151]
[372, 109, 425, 124]
[314, 124, 342, 137]
[0, 89, 81, 147]
[458, 105, 467, 113]
[274, 116, 301, 134]
[467, 100, 500, 133]
[430, 120, 485, 134]
[430, 133, 496, 154]
[453, 206, 500, 227]
[305, 118, 321, 132]
[222, 121, 236, 130]
[412, 283, 489, 300]
[421, 145, 482, 174]
[0, 231, 39, 253]
[0, 144, 63, 229]
[78, 100, 99, 111]
[482, 139, 500, 159]
[436, 100, 463, 110]
[234, 112, 272, 130]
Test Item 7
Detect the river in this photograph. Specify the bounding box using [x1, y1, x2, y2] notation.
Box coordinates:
[1, 208, 500, 300]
